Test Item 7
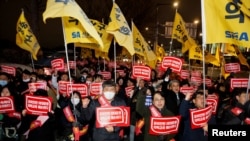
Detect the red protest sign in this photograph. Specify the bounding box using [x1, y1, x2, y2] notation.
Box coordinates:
[204, 78, 212, 87]
[180, 86, 194, 95]
[180, 70, 190, 79]
[66, 83, 88, 98]
[125, 86, 134, 97]
[149, 116, 181, 135]
[68, 61, 76, 69]
[206, 95, 219, 115]
[189, 106, 212, 129]
[0, 96, 15, 113]
[1, 65, 16, 76]
[190, 77, 202, 86]
[25, 95, 52, 116]
[132, 66, 151, 81]
[96, 106, 130, 128]
[51, 58, 64, 70]
[230, 78, 249, 89]
[225, 63, 241, 73]
[28, 82, 47, 94]
[161, 57, 182, 73]
[90, 82, 102, 96]
[58, 81, 72, 95]
[99, 71, 111, 80]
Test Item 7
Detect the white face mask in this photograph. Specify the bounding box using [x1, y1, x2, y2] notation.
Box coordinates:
[103, 91, 115, 100]
[71, 98, 80, 105]
[23, 78, 30, 82]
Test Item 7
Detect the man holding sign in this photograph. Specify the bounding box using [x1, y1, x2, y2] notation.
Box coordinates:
[81, 80, 127, 141]
[179, 91, 216, 141]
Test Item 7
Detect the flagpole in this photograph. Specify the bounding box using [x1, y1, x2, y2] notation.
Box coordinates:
[73, 44, 76, 76]
[61, 18, 77, 120]
[114, 40, 117, 83]
[30, 54, 35, 71]
[201, 0, 207, 107]
[169, 5, 178, 56]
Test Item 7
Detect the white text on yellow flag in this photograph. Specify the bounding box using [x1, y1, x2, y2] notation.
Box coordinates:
[106, 2, 135, 56]
[132, 22, 146, 57]
[203, 0, 250, 47]
[43, 0, 103, 48]
[172, 12, 197, 54]
[16, 11, 40, 60]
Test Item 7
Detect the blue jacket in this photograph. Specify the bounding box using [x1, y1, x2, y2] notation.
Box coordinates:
[179, 100, 216, 141]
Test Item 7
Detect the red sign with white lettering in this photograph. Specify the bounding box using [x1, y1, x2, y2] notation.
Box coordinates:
[125, 86, 134, 97]
[28, 82, 47, 94]
[225, 63, 241, 73]
[51, 58, 64, 70]
[189, 106, 212, 129]
[149, 116, 181, 135]
[90, 82, 102, 96]
[96, 106, 130, 128]
[161, 57, 182, 73]
[230, 78, 249, 89]
[180, 86, 194, 95]
[100, 71, 111, 80]
[25, 95, 52, 116]
[180, 70, 190, 79]
[1, 65, 16, 76]
[0, 96, 15, 113]
[206, 95, 219, 115]
[132, 66, 151, 81]
[66, 83, 88, 98]
[58, 81, 72, 95]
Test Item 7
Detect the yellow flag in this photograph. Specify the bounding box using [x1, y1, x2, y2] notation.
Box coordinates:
[106, 2, 135, 55]
[132, 22, 146, 57]
[172, 12, 198, 54]
[81, 48, 92, 59]
[221, 57, 230, 79]
[205, 52, 220, 66]
[143, 44, 157, 69]
[155, 45, 165, 62]
[234, 46, 249, 68]
[228, 0, 250, 17]
[189, 45, 203, 61]
[215, 45, 221, 65]
[43, 0, 103, 48]
[95, 50, 110, 61]
[16, 11, 40, 60]
[203, 0, 250, 47]
[75, 19, 113, 53]
[224, 44, 237, 56]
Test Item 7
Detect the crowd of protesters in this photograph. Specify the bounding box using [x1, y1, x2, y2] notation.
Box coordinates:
[0, 57, 249, 141]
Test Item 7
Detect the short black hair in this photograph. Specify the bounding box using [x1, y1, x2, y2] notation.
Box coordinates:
[102, 80, 116, 88]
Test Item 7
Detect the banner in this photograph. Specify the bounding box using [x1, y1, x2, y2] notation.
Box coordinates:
[203, 0, 250, 47]
[25, 95, 52, 115]
[66, 83, 88, 98]
[0, 96, 15, 113]
[189, 106, 213, 129]
[28, 82, 47, 94]
[206, 95, 219, 115]
[16, 10, 40, 60]
[230, 78, 249, 89]
[90, 82, 102, 96]
[161, 57, 182, 73]
[149, 116, 181, 135]
[1, 65, 16, 76]
[96, 106, 130, 128]
[132, 66, 151, 81]
[224, 63, 241, 73]
[51, 58, 64, 70]
[106, 2, 134, 55]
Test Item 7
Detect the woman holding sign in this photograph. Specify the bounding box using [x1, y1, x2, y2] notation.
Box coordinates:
[136, 90, 177, 141]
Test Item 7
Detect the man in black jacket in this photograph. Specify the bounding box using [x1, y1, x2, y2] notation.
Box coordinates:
[80, 80, 126, 141]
